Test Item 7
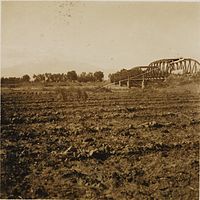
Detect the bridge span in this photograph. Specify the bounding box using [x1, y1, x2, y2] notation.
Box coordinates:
[107, 57, 200, 88]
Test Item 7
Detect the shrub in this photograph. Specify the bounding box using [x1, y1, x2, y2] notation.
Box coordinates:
[55, 87, 88, 101]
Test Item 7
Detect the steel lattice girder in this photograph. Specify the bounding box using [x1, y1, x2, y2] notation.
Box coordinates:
[148, 58, 200, 74]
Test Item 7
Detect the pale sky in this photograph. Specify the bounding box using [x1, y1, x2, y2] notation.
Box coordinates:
[1, 1, 200, 78]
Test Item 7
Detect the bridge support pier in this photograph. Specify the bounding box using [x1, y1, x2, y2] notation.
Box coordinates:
[127, 77, 130, 88]
[142, 76, 145, 89]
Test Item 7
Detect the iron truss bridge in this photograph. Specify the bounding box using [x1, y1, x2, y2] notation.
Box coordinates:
[106, 58, 200, 88]
[147, 57, 200, 77]
[133, 58, 200, 80]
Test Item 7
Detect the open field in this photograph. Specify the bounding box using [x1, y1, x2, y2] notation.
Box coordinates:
[1, 83, 200, 199]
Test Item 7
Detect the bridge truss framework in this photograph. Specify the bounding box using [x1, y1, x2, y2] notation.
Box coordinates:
[108, 57, 200, 88]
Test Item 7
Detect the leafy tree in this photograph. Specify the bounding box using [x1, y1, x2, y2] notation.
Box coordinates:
[78, 72, 95, 82]
[108, 73, 114, 83]
[33, 74, 45, 82]
[78, 72, 87, 82]
[94, 71, 104, 82]
[45, 73, 52, 82]
[67, 70, 78, 81]
[86, 72, 95, 82]
[22, 74, 30, 82]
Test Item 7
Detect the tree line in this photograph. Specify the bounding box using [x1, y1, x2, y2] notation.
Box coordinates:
[1, 75, 31, 84]
[1, 71, 104, 84]
[108, 68, 143, 83]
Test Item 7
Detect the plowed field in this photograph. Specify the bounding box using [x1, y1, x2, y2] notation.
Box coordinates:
[1, 85, 199, 199]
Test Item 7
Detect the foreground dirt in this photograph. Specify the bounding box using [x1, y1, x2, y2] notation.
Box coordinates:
[1, 85, 199, 199]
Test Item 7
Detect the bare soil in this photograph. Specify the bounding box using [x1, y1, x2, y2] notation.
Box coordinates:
[1, 84, 199, 199]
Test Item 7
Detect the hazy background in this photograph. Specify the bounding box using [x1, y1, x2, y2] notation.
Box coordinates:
[2, 1, 200, 78]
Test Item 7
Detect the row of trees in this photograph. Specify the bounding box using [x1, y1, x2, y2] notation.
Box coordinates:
[1, 75, 30, 84]
[32, 71, 104, 82]
[108, 68, 143, 83]
[1, 71, 104, 84]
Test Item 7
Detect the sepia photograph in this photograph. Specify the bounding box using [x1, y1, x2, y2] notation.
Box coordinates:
[1, 1, 200, 199]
